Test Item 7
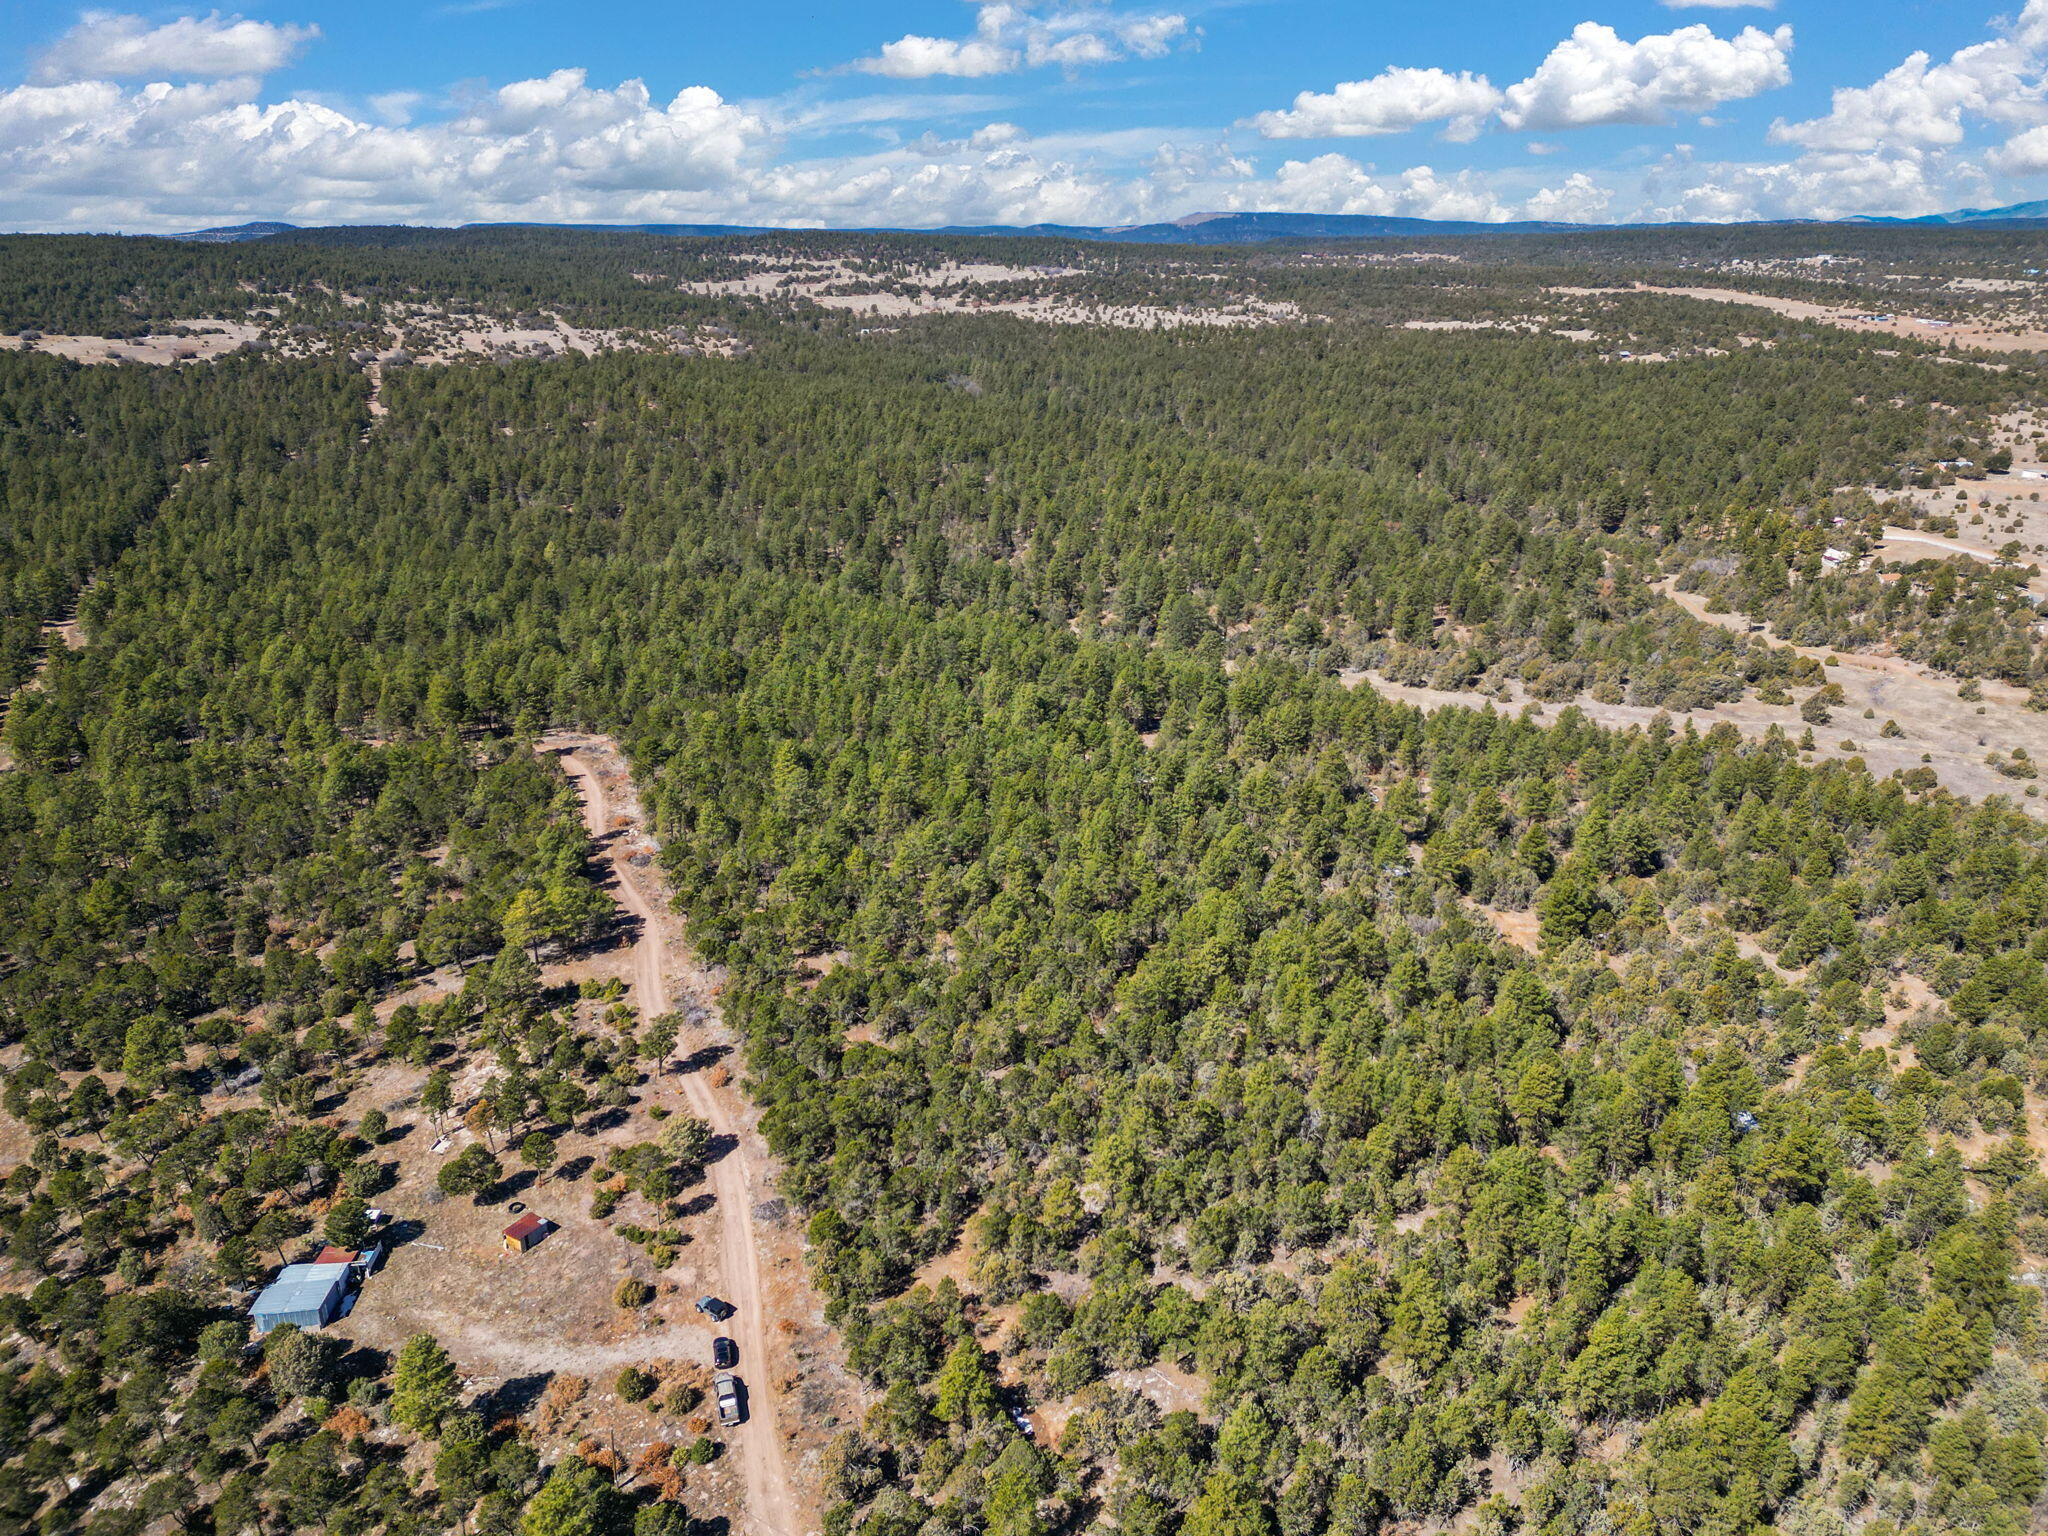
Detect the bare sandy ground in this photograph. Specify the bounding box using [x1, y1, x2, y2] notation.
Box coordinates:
[1, 307, 734, 375]
[1401, 319, 1527, 332]
[817, 290, 1301, 328]
[1560, 284, 2048, 353]
[0, 320, 261, 365]
[1824, 406, 2048, 563]
[1349, 589, 2048, 821]
[1870, 526, 2048, 598]
[1681, 577, 2047, 796]
[673, 258, 1078, 301]
[666, 255, 1298, 330]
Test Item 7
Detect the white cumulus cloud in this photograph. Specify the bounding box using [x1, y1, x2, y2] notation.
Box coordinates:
[1249, 155, 1512, 222]
[1500, 21, 1793, 131]
[850, 4, 1186, 80]
[1639, 142, 1980, 222]
[0, 69, 773, 230]
[1248, 67, 1503, 141]
[1524, 170, 1613, 221]
[1992, 122, 2048, 172]
[33, 10, 319, 83]
[856, 36, 1019, 80]
[1771, 0, 2048, 153]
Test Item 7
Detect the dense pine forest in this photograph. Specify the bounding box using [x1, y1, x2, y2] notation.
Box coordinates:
[3, 226, 2048, 1536]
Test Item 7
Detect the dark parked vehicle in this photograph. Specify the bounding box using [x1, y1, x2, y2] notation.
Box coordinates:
[713, 1336, 738, 1369]
[695, 1295, 735, 1321]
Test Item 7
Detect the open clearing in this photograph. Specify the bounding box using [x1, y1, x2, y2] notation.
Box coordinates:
[0, 320, 261, 365]
[1564, 283, 2048, 353]
[1351, 578, 2048, 822]
[318, 736, 852, 1536]
[4, 308, 739, 371]
[1854, 404, 2048, 564]
[662, 254, 1302, 330]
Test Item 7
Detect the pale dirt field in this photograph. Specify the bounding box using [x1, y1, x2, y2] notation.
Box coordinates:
[815, 290, 1302, 329]
[1401, 319, 1531, 333]
[672, 258, 1079, 301]
[376, 310, 744, 365]
[1855, 405, 2048, 563]
[1563, 283, 2048, 353]
[2, 307, 736, 373]
[1396, 312, 1716, 361]
[0, 320, 261, 365]
[1348, 587, 2048, 823]
[664, 255, 1300, 330]
[1868, 526, 2048, 597]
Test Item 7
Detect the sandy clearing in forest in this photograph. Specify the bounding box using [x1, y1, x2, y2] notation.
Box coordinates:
[1473, 905, 1539, 953]
[673, 258, 1081, 300]
[1869, 526, 2048, 597]
[1, 310, 739, 377]
[1347, 607, 2048, 822]
[0, 320, 261, 365]
[327, 736, 856, 1536]
[1850, 404, 2048, 563]
[1401, 319, 1522, 332]
[664, 255, 1297, 329]
[1553, 284, 2048, 353]
[1661, 581, 2048, 809]
[823, 293, 1299, 328]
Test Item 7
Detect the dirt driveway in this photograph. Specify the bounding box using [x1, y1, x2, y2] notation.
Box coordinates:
[545, 737, 800, 1536]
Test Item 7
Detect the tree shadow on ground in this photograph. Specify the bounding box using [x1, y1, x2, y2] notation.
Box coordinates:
[481, 1372, 552, 1420]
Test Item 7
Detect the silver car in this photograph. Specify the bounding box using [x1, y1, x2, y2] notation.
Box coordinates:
[714, 1371, 744, 1427]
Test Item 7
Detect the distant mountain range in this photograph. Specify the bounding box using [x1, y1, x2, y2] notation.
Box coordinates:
[1846, 199, 2048, 227]
[166, 202, 2048, 245]
[166, 221, 300, 243]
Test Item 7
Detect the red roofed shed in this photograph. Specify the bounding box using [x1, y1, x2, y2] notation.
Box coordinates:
[502, 1213, 549, 1253]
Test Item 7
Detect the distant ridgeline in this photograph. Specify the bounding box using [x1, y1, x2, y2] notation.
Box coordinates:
[0, 225, 2045, 1536]
[164, 197, 2048, 243]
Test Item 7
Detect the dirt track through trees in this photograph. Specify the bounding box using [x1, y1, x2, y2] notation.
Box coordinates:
[546, 738, 798, 1536]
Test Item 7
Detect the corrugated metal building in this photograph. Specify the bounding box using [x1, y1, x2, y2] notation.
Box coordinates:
[502, 1213, 549, 1253]
[250, 1262, 352, 1333]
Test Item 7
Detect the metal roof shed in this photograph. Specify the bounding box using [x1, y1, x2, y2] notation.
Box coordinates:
[250, 1262, 351, 1334]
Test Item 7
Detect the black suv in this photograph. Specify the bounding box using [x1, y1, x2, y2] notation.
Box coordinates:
[713, 1336, 738, 1370]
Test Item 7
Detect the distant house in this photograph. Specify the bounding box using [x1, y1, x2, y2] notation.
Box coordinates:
[502, 1213, 550, 1253]
[250, 1261, 352, 1333]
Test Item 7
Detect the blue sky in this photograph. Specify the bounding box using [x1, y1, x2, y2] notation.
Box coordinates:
[4, 0, 2047, 231]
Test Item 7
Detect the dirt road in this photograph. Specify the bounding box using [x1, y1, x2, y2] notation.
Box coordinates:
[1871, 527, 2048, 598]
[547, 738, 797, 1536]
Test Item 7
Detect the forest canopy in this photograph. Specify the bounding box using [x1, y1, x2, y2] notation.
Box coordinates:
[1, 226, 2046, 1536]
